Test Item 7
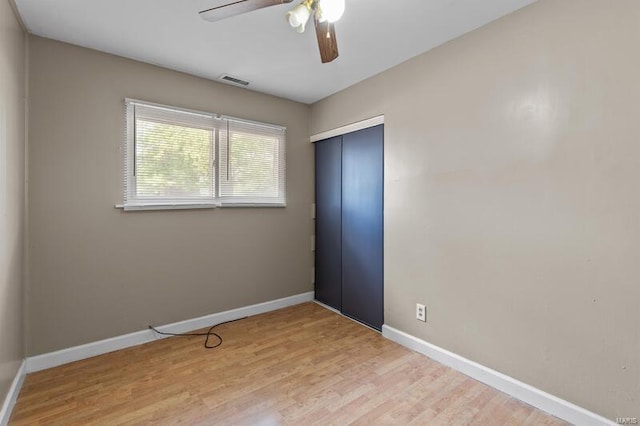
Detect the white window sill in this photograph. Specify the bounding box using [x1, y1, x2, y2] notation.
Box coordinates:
[220, 203, 286, 208]
[115, 203, 219, 211]
[115, 202, 286, 211]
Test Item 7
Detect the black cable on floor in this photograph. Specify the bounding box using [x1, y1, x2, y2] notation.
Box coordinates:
[148, 316, 247, 349]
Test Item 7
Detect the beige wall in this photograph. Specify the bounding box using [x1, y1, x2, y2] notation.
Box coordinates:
[27, 36, 313, 355]
[0, 0, 26, 404]
[311, 0, 639, 419]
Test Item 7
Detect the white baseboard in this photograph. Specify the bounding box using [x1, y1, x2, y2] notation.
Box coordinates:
[382, 325, 615, 426]
[0, 360, 26, 426]
[26, 291, 314, 373]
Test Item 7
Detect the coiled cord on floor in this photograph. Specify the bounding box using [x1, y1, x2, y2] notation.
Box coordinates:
[148, 316, 247, 349]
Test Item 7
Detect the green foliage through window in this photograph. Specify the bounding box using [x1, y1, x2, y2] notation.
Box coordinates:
[136, 119, 213, 198]
[221, 131, 279, 198]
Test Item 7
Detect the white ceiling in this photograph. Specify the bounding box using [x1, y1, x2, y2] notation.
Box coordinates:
[15, 0, 535, 104]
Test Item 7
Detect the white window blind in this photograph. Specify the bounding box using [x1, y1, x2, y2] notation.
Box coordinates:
[124, 100, 286, 210]
[219, 117, 285, 204]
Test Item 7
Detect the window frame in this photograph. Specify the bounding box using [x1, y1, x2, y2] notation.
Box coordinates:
[121, 99, 286, 211]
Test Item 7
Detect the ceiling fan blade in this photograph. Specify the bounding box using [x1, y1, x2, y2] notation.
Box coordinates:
[199, 0, 293, 23]
[314, 17, 339, 63]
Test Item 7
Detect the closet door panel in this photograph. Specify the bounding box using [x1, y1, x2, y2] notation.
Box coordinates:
[341, 125, 384, 330]
[314, 136, 343, 310]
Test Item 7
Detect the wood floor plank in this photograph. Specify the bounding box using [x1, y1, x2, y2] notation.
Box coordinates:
[9, 303, 566, 425]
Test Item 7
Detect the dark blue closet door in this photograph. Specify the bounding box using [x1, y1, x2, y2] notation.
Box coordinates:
[341, 125, 384, 330]
[314, 136, 343, 310]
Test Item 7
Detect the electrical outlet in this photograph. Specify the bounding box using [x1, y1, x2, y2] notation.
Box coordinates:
[416, 303, 426, 322]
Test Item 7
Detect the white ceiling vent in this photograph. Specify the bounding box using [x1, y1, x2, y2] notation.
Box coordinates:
[219, 74, 250, 87]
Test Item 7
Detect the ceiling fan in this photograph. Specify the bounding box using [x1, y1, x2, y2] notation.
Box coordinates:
[199, 0, 345, 63]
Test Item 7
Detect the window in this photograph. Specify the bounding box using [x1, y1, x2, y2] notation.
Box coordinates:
[124, 99, 285, 210]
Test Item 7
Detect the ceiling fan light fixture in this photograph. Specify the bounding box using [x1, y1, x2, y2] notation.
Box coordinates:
[318, 0, 345, 23]
[286, 0, 312, 33]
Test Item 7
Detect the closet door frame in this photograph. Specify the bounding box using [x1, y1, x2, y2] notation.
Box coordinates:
[310, 116, 384, 143]
[311, 116, 385, 329]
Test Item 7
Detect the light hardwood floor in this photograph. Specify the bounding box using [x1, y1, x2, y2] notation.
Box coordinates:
[10, 303, 566, 425]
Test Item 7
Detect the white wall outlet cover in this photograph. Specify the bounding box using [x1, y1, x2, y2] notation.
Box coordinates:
[416, 303, 426, 322]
